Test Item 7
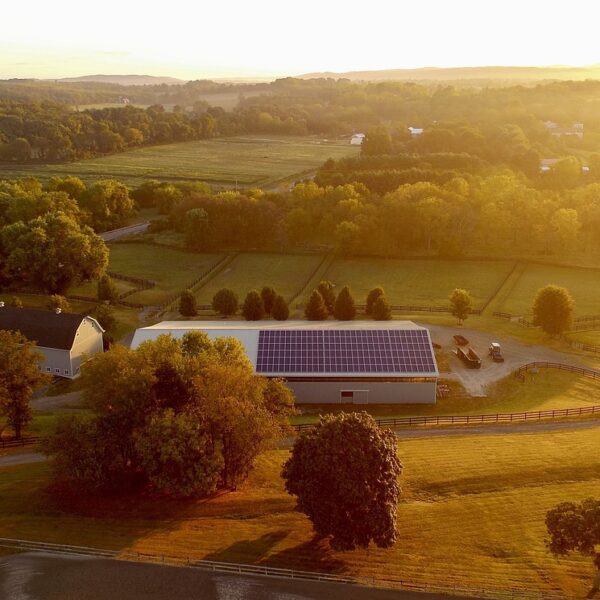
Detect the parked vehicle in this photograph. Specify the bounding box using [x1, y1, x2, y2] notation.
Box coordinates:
[456, 346, 482, 369]
[489, 342, 504, 362]
[453, 334, 469, 346]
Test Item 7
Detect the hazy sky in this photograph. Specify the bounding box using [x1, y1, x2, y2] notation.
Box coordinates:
[2, 0, 599, 79]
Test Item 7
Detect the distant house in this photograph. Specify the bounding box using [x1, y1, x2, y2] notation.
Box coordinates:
[540, 158, 588, 173]
[350, 133, 365, 145]
[408, 126, 424, 137]
[0, 305, 104, 378]
[544, 121, 584, 139]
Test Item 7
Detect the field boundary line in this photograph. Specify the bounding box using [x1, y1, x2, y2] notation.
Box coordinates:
[0, 537, 576, 600]
[479, 261, 520, 316]
[288, 252, 335, 307]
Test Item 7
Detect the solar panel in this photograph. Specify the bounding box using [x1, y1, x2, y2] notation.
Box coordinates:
[255, 329, 436, 374]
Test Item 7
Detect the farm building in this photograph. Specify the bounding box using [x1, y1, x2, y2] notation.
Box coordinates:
[408, 126, 424, 137]
[350, 133, 365, 145]
[131, 320, 439, 404]
[0, 304, 104, 378]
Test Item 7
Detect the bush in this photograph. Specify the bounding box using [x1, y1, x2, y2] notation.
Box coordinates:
[317, 280, 336, 314]
[261, 286, 278, 315]
[334, 286, 356, 320]
[304, 290, 328, 320]
[366, 287, 384, 315]
[97, 274, 119, 304]
[179, 289, 198, 317]
[212, 288, 239, 317]
[46, 294, 71, 313]
[242, 290, 265, 321]
[372, 295, 392, 320]
[272, 295, 290, 320]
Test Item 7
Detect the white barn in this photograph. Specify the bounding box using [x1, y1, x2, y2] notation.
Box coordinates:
[0, 305, 104, 378]
[131, 321, 439, 404]
[350, 133, 365, 145]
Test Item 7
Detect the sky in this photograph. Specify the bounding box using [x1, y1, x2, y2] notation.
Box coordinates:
[2, 0, 600, 80]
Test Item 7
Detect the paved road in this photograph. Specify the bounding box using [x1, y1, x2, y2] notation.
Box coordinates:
[0, 452, 45, 467]
[0, 553, 481, 600]
[101, 221, 150, 242]
[423, 322, 588, 396]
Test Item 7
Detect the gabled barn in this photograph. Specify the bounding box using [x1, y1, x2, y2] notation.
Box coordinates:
[131, 321, 439, 404]
[0, 305, 104, 378]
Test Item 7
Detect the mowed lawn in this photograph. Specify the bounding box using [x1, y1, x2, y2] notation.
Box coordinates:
[321, 259, 515, 308]
[0, 135, 358, 187]
[105, 243, 224, 306]
[1, 427, 598, 596]
[500, 263, 600, 316]
[196, 253, 323, 304]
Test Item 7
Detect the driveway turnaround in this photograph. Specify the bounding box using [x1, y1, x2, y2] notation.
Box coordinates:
[0, 552, 483, 600]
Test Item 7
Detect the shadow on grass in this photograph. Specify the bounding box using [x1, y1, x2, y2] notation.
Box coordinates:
[203, 530, 290, 564]
[265, 535, 348, 575]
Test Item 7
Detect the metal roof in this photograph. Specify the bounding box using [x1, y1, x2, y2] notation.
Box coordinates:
[131, 321, 438, 378]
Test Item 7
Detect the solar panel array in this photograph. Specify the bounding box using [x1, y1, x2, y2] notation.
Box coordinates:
[256, 329, 436, 374]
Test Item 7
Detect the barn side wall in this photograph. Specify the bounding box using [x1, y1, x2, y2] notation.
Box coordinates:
[286, 380, 437, 404]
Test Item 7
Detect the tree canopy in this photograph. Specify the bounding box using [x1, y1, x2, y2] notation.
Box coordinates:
[532, 285, 574, 335]
[282, 412, 402, 551]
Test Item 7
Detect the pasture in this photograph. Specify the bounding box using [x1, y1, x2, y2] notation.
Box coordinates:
[100, 243, 224, 306]
[320, 258, 515, 308]
[195, 252, 323, 304]
[498, 263, 600, 316]
[0, 135, 358, 187]
[0, 426, 597, 596]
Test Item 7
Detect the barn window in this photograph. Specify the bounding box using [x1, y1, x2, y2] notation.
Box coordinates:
[341, 391, 354, 400]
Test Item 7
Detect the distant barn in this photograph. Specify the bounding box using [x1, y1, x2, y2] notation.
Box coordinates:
[0, 305, 104, 378]
[131, 320, 439, 404]
[350, 133, 365, 145]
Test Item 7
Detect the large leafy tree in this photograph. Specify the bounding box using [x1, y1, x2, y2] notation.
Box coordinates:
[242, 290, 265, 321]
[79, 179, 135, 232]
[44, 334, 294, 496]
[97, 274, 119, 304]
[533, 285, 574, 336]
[1, 212, 108, 293]
[546, 498, 600, 598]
[282, 412, 402, 551]
[0, 330, 50, 438]
[179, 289, 198, 317]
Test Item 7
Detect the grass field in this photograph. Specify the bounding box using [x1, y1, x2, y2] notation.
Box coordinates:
[0, 426, 597, 596]
[195, 252, 323, 304]
[321, 258, 515, 308]
[499, 263, 600, 316]
[0, 135, 358, 187]
[292, 369, 600, 423]
[103, 243, 224, 306]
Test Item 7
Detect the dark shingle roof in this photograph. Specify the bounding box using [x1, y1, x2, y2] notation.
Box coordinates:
[0, 306, 89, 350]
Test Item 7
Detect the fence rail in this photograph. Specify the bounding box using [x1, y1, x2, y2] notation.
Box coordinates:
[0, 537, 577, 600]
[516, 361, 600, 379]
[0, 436, 38, 449]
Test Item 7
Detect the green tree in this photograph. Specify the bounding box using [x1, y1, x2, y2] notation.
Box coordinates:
[260, 286, 278, 315]
[242, 290, 265, 320]
[1, 212, 108, 293]
[334, 286, 356, 320]
[92, 302, 116, 341]
[179, 289, 198, 317]
[0, 330, 50, 438]
[46, 294, 71, 313]
[272, 294, 290, 321]
[372, 295, 392, 320]
[282, 412, 402, 551]
[97, 274, 119, 304]
[366, 287, 385, 315]
[79, 179, 135, 231]
[212, 288, 239, 317]
[362, 126, 393, 156]
[532, 285, 574, 336]
[317, 281, 336, 314]
[304, 290, 329, 320]
[546, 498, 600, 598]
[449, 288, 472, 324]
[135, 410, 223, 497]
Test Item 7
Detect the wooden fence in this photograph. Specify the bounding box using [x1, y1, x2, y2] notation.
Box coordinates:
[515, 361, 600, 379]
[0, 436, 38, 449]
